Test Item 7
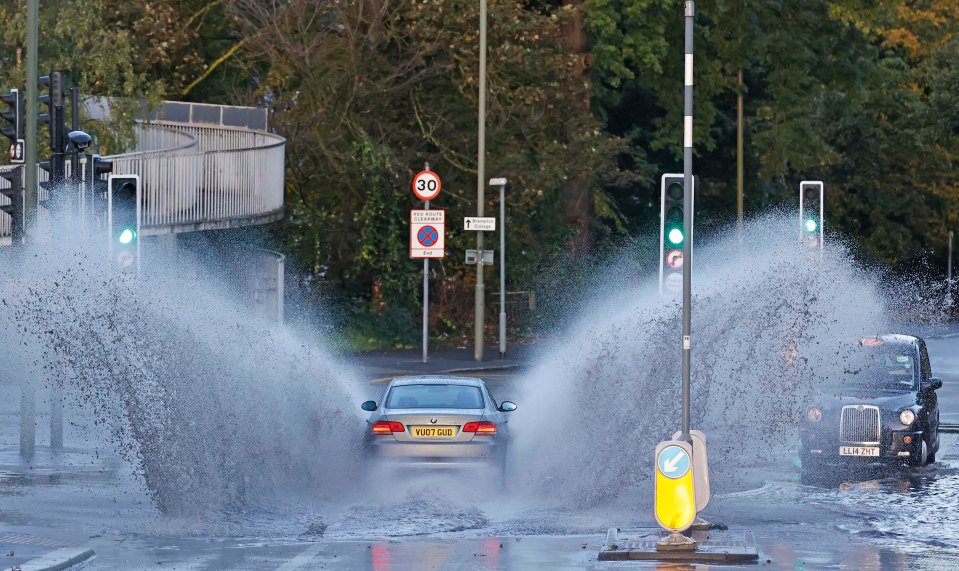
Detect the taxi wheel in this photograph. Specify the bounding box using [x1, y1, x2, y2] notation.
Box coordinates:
[909, 438, 928, 467]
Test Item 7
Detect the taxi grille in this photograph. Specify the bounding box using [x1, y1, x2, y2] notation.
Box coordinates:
[840, 405, 880, 443]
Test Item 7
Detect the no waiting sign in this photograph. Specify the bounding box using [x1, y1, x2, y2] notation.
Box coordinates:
[410, 210, 445, 258]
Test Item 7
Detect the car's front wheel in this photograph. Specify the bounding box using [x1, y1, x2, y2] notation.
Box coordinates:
[909, 437, 929, 467]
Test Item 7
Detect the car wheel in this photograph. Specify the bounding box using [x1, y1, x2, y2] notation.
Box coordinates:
[497, 447, 509, 492]
[799, 457, 822, 482]
[909, 438, 928, 467]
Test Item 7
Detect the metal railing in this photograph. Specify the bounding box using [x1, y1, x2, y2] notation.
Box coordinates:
[0, 119, 285, 239]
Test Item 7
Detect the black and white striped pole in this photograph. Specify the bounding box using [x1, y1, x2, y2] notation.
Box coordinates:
[680, 0, 694, 443]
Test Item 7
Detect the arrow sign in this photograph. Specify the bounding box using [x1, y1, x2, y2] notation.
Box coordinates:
[654, 440, 696, 532]
[663, 451, 682, 474]
[464, 217, 496, 231]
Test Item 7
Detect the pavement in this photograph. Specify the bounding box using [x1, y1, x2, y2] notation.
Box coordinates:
[0, 385, 109, 571]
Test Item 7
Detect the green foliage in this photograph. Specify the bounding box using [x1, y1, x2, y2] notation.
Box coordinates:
[5, 0, 959, 344]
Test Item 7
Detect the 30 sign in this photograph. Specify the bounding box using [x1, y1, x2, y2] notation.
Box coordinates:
[412, 170, 441, 201]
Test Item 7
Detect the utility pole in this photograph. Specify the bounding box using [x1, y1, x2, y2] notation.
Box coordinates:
[475, 0, 488, 361]
[24, 0, 38, 233]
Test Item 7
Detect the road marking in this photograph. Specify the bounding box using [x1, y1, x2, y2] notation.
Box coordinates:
[275, 543, 327, 570]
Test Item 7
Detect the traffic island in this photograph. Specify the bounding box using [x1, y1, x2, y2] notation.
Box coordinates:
[13, 547, 96, 571]
[599, 527, 759, 562]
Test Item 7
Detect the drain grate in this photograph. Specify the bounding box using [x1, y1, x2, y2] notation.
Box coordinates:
[0, 533, 76, 548]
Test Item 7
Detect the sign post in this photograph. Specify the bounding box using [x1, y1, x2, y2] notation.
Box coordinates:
[654, 440, 697, 549]
[411, 165, 442, 363]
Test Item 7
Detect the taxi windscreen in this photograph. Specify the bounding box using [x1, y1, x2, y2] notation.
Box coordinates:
[385, 384, 485, 409]
[833, 347, 917, 391]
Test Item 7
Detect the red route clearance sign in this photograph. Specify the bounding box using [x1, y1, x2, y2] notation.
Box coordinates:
[410, 209, 445, 258]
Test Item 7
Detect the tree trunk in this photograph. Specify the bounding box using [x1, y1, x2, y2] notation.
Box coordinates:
[562, 0, 594, 254]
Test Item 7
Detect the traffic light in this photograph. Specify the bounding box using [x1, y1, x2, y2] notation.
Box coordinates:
[38, 72, 65, 152]
[799, 181, 824, 249]
[108, 174, 140, 272]
[0, 166, 24, 245]
[0, 88, 24, 163]
[659, 174, 695, 295]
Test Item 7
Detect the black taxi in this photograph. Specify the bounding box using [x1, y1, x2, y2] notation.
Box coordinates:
[800, 334, 942, 472]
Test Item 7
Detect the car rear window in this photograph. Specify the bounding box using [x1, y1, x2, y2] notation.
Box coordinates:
[385, 384, 485, 409]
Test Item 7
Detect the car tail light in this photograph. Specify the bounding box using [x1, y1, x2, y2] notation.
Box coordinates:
[371, 421, 405, 435]
[463, 421, 496, 435]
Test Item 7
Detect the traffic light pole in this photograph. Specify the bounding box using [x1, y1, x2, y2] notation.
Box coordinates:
[19, 0, 39, 460]
[681, 0, 695, 443]
[24, 0, 38, 234]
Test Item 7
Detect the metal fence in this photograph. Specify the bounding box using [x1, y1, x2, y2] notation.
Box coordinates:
[0, 120, 285, 239]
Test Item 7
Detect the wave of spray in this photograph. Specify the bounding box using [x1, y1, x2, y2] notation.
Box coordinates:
[510, 214, 895, 505]
[1, 228, 364, 515]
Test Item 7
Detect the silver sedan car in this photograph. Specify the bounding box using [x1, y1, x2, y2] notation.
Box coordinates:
[361, 376, 517, 476]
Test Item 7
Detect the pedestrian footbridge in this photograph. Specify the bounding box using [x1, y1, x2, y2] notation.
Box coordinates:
[0, 101, 285, 239]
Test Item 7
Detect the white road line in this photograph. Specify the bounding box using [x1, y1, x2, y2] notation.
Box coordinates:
[275, 543, 327, 571]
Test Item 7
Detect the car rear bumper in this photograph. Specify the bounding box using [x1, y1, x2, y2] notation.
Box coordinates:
[364, 439, 504, 467]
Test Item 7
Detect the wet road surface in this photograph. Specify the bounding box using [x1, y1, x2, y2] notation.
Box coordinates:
[2, 328, 959, 570]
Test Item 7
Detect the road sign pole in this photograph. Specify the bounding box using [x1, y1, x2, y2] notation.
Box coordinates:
[681, 0, 695, 442]
[423, 199, 429, 364]
[422, 163, 432, 364]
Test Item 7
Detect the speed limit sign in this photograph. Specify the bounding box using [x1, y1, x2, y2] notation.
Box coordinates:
[412, 170, 441, 201]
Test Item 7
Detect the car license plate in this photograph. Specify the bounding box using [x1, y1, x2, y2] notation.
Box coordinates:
[411, 426, 457, 438]
[839, 446, 880, 457]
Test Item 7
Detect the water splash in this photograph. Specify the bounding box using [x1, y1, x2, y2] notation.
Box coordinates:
[1, 229, 363, 515]
[510, 214, 893, 505]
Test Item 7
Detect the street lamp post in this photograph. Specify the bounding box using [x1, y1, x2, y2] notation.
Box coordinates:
[948, 230, 954, 308]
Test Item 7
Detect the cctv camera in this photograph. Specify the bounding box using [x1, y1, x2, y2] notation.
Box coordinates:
[67, 130, 92, 151]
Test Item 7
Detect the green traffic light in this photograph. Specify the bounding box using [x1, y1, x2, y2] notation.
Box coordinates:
[804, 218, 818, 233]
[668, 227, 684, 245]
[118, 228, 136, 245]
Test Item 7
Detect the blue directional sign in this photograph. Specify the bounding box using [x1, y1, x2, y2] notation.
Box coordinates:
[657, 445, 691, 479]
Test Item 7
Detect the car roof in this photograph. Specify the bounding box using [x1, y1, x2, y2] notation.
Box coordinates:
[860, 334, 920, 347]
[388, 375, 485, 387]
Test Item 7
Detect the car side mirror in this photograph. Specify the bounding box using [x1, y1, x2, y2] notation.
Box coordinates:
[361, 400, 377, 412]
[498, 401, 517, 412]
[923, 377, 943, 391]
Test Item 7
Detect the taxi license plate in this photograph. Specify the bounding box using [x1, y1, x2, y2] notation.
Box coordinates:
[839, 446, 879, 457]
[411, 426, 457, 438]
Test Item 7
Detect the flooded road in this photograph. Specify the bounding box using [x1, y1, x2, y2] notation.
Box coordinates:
[3, 218, 959, 569]
[3, 324, 958, 570]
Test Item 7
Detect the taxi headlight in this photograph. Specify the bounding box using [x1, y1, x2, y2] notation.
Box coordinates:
[806, 407, 822, 422]
[899, 409, 915, 426]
